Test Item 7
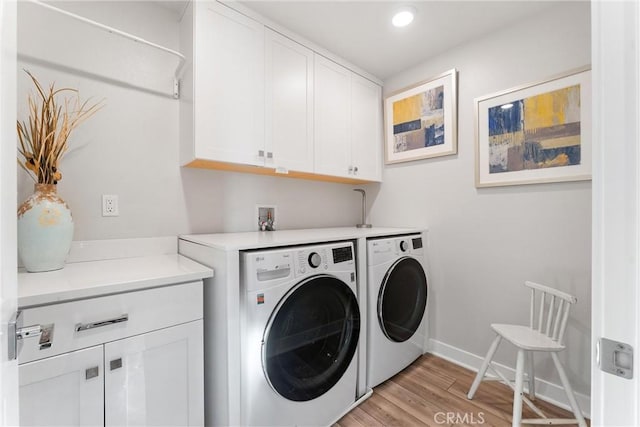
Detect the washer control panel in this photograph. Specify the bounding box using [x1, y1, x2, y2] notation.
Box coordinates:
[332, 246, 354, 263]
[297, 248, 328, 273]
[294, 243, 354, 276]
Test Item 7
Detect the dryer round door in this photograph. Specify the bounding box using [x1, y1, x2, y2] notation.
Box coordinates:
[378, 257, 428, 342]
[262, 274, 360, 402]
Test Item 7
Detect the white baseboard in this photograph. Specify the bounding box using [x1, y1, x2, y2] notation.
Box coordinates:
[427, 339, 591, 418]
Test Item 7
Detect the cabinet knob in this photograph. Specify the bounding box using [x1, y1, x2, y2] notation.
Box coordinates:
[258, 150, 265, 158]
[353, 166, 358, 174]
[348, 166, 354, 174]
[266, 152, 273, 159]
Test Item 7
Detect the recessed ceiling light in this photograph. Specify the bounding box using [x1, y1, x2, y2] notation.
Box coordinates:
[392, 7, 416, 28]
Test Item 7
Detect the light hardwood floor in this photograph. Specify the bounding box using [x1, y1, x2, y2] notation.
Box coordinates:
[335, 354, 588, 426]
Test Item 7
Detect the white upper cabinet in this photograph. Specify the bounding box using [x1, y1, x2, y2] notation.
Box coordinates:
[314, 54, 382, 181]
[191, 1, 265, 166]
[314, 54, 352, 178]
[351, 74, 382, 182]
[265, 29, 314, 173]
[181, 1, 382, 182]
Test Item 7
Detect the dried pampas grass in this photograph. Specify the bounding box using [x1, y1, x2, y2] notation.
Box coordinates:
[17, 70, 103, 184]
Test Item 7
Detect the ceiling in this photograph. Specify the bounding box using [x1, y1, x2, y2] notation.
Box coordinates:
[238, 1, 559, 80]
[156, 1, 565, 81]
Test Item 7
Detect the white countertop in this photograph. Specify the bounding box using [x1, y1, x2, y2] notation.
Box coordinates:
[18, 254, 214, 308]
[180, 227, 423, 251]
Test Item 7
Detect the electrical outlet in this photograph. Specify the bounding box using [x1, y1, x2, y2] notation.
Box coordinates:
[102, 195, 119, 217]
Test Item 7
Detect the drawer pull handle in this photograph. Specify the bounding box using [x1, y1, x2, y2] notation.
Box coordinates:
[75, 314, 129, 332]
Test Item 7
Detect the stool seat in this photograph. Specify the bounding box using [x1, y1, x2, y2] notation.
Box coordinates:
[491, 324, 565, 352]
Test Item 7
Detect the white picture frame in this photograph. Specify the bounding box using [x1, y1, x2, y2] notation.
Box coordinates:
[475, 67, 591, 188]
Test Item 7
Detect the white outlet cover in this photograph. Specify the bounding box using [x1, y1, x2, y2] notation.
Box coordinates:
[102, 194, 119, 217]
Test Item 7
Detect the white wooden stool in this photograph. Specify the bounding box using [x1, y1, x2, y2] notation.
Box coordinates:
[467, 281, 587, 427]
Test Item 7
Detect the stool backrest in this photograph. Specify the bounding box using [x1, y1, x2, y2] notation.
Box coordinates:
[525, 281, 577, 344]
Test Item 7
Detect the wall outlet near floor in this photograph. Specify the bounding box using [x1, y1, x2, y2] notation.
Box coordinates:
[256, 205, 277, 231]
[102, 194, 119, 217]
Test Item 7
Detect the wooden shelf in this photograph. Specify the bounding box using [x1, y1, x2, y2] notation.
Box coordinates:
[185, 159, 375, 185]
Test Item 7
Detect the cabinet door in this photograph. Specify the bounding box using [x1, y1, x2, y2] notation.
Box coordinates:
[105, 320, 204, 427]
[314, 54, 352, 178]
[351, 74, 382, 182]
[265, 29, 314, 173]
[194, 1, 265, 166]
[19, 346, 104, 427]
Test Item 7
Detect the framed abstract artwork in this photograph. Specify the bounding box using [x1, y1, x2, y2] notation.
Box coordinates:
[384, 69, 457, 164]
[475, 67, 591, 187]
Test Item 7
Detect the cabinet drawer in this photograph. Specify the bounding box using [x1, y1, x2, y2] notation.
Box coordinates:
[18, 281, 203, 364]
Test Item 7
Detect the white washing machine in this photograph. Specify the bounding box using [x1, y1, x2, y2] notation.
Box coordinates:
[367, 233, 429, 388]
[240, 241, 360, 426]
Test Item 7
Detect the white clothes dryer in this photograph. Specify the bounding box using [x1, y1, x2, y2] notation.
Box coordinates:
[367, 233, 429, 388]
[240, 241, 360, 426]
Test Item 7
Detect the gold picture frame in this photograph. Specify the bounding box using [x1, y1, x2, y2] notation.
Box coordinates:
[384, 69, 458, 164]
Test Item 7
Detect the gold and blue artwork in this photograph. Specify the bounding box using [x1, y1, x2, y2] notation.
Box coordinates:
[392, 85, 445, 153]
[488, 85, 581, 174]
[384, 69, 457, 164]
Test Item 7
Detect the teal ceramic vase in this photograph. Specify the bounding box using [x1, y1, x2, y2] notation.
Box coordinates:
[17, 184, 74, 272]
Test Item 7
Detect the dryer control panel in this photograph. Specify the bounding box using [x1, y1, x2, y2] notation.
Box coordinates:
[367, 233, 424, 266]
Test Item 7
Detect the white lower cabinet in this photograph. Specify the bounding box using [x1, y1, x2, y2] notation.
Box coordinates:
[20, 346, 104, 427]
[18, 281, 204, 427]
[105, 321, 204, 427]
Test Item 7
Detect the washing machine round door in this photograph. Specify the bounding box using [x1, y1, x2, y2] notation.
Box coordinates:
[378, 257, 428, 342]
[262, 274, 360, 402]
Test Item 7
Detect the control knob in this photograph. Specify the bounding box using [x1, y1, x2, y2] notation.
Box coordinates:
[400, 240, 409, 252]
[308, 252, 322, 268]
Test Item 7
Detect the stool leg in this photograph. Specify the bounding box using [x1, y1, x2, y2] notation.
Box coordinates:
[550, 353, 587, 427]
[527, 352, 536, 400]
[512, 349, 526, 427]
[468, 335, 501, 399]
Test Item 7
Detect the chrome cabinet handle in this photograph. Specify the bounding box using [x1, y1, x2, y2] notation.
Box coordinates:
[75, 314, 128, 332]
[353, 166, 359, 174]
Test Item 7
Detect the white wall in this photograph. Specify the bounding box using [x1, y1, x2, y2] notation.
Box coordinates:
[16, 1, 362, 241]
[368, 2, 592, 399]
